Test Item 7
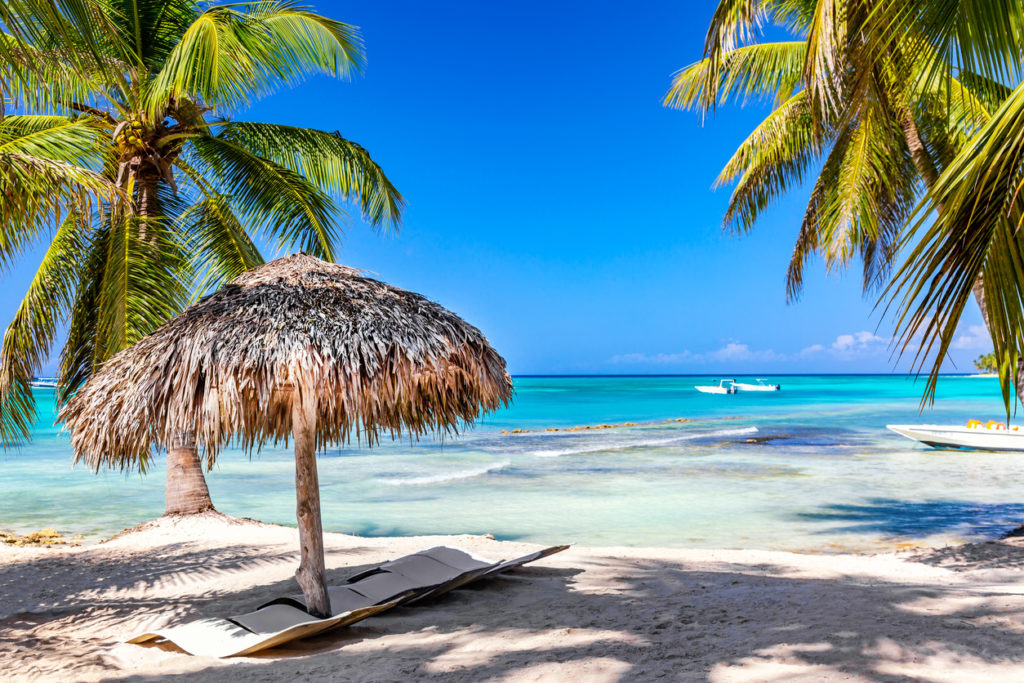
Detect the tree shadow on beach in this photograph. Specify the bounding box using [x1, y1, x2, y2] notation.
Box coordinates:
[797, 497, 1024, 540]
[9, 531, 1024, 682]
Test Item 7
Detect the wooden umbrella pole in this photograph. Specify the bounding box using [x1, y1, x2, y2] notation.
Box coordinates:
[292, 389, 331, 618]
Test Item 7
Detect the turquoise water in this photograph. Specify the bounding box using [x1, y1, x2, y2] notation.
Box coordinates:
[3, 375, 1024, 552]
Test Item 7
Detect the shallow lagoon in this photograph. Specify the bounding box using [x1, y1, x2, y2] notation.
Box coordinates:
[3, 375, 1022, 552]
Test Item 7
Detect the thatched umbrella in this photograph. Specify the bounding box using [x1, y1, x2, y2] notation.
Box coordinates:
[60, 254, 512, 617]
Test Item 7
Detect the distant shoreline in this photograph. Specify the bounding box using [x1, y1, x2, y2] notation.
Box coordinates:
[33, 372, 998, 382]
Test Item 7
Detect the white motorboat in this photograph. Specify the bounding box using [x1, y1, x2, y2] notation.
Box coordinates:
[887, 421, 1024, 452]
[29, 377, 58, 389]
[733, 378, 781, 392]
[695, 379, 737, 395]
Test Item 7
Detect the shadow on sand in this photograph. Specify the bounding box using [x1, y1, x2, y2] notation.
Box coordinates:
[5, 520, 1024, 681]
[797, 498, 1024, 540]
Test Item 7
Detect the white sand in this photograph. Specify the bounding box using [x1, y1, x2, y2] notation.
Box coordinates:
[4, 513, 1024, 681]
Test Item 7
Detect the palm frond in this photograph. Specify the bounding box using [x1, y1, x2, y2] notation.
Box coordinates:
[58, 222, 110, 404]
[665, 41, 806, 114]
[888, 79, 1024, 414]
[957, 70, 1014, 115]
[876, 0, 1024, 91]
[763, 0, 818, 33]
[147, 1, 363, 115]
[0, 211, 90, 446]
[101, 0, 198, 70]
[801, 0, 846, 128]
[0, 115, 114, 271]
[217, 121, 403, 228]
[179, 192, 265, 294]
[0, 33, 122, 116]
[189, 133, 342, 259]
[95, 207, 191, 356]
[791, 98, 918, 298]
[0, 0, 129, 102]
[717, 90, 817, 233]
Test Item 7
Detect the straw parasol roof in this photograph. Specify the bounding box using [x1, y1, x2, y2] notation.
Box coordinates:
[60, 253, 512, 471]
[60, 253, 512, 617]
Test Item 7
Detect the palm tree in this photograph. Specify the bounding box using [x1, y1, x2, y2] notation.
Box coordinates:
[666, 0, 1024, 407]
[874, 3, 1024, 413]
[0, 1, 403, 514]
[974, 353, 998, 374]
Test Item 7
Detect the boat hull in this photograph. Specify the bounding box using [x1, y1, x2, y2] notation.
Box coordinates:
[733, 383, 780, 392]
[887, 424, 1024, 452]
[695, 386, 733, 394]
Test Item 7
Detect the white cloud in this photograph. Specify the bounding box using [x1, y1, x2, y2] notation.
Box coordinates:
[707, 342, 752, 361]
[798, 344, 825, 356]
[610, 352, 690, 365]
[706, 342, 782, 363]
[831, 330, 888, 353]
[952, 325, 991, 351]
[611, 330, 893, 367]
[611, 341, 778, 365]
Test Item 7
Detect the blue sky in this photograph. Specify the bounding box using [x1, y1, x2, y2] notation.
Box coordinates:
[5, 0, 990, 375]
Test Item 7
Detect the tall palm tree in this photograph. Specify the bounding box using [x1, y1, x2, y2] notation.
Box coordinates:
[0, 1, 403, 514]
[666, 0, 1023, 406]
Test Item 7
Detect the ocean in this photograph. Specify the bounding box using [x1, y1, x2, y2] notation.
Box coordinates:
[3, 375, 1023, 552]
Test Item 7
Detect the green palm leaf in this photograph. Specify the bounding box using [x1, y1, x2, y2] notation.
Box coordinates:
[147, 1, 362, 115]
[889, 80, 1024, 412]
[189, 133, 342, 259]
[0, 116, 114, 271]
[666, 41, 806, 114]
[180, 192, 265, 293]
[0, 211, 91, 446]
[717, 90, 817, 234]
[217, 122, 403, 228]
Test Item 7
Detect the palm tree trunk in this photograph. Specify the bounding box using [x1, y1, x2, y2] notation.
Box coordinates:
[137, 172, 216, 515]
[166, 432, 214, 515]
[897, 109, 1024, 401]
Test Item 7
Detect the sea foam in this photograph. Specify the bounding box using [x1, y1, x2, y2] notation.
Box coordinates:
[531, 426, 758, 457]
[377, 460, 511, 486]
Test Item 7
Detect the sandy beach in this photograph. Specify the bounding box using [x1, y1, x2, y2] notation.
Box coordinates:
[3, 513, 1024, 681]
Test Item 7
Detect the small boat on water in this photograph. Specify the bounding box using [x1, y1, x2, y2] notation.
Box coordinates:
[733, 378, 781, 392]
[695, 379, 737, 395]
[887, 420, 1024, 452]
[29, 377, 58, 389]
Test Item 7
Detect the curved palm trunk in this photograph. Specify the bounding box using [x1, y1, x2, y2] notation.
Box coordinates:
[138, 174, 216, 515]
[897, 109, 1024, 403]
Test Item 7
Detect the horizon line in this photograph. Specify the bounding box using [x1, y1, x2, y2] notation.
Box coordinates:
[509, 372, 988, 378]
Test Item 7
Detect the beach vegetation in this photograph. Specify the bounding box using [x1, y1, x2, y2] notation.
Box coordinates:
[668, 0, 1024, 412]
[974, 353, 998, 374]
[0, 0, 403, 513]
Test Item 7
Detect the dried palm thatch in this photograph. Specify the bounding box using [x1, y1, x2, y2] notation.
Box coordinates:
[60, 253, 511, 618]
[60, 253, 512, 472]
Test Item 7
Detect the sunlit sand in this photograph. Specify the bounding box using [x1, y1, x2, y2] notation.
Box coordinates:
[4, 513, 1024, 681]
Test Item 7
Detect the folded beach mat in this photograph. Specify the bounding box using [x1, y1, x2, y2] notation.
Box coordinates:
[127, 544, 568, 657]
[355, 545, 571, 606]
[126, 602, 396, 658]
[258, 566, 430, 612]
[482, 544, 570, 577]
